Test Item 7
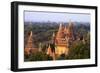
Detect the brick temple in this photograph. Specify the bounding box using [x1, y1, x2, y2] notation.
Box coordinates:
[47, 21, 74, 60]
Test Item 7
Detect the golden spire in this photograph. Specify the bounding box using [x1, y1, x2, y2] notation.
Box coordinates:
[58, 23, 63, 31]
[52, 32, 55, 37]
[48, 44, 51, 48]
[29, 31, 33, 41]
[68, 20, 73, 29]
[68, 20, 71, 27]
[64, 26, 67, 32]
[30, 31, 32, 37]
[47, 44, 51, 55]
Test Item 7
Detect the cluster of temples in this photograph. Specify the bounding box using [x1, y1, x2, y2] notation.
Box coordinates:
[24, 21, 75, 60]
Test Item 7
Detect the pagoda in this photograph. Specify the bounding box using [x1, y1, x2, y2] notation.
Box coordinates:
[24, 31, 34, 55]
[47, 21, 74, 58]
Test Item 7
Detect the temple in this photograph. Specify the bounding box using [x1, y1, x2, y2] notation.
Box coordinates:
[47, 21, 74, 60]
[24, 31, 36, 55]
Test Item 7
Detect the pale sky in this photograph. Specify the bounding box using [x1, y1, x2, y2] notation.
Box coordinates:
[24, 11, 90, 23]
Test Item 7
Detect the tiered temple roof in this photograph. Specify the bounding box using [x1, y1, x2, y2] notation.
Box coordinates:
[55, 21, 74, 46]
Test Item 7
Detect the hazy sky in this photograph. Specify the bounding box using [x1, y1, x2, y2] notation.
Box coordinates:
[24, 11, 90, 22]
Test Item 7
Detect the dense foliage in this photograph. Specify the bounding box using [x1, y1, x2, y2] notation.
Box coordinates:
[25, 52, 53, 61]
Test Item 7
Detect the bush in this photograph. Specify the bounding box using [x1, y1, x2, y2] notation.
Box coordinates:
[57, 54, 66, 60]
[66, 41, 90, 59]
[28, 52, 53, 61]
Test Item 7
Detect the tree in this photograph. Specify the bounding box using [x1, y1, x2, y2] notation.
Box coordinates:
[66, 40, 90, 59]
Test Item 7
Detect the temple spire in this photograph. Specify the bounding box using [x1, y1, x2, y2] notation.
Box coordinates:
[58, 23, 63, 31]
[52, 32, 55, 37]
[68, 20, 73, 29]
[56, 23, 64, 38]
[24, 31, 34, 55]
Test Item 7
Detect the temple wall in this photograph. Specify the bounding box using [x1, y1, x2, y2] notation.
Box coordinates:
[55, 46, 69, 55]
